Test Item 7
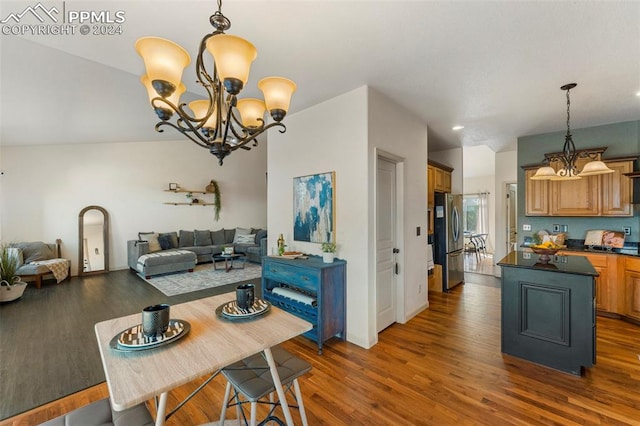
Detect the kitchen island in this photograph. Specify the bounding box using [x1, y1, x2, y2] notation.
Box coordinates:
[497, 251, 598, 376]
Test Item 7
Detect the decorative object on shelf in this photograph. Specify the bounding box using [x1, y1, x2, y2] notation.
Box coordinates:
[205, 179, 222, 221]
[321, 241, 337, 263]
[531, 83, 614, 181]
[293, 171, 336, 243]
[135, 0, 297, 166]
[0, 243, 28, 302]
[169, 183, 179, 191]
[277, 234, 286, 256]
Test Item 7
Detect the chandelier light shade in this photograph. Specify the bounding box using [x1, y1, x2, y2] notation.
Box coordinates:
[531, 83, 614, 180]
[188, 100, 217, 130]
[236, 98, 266, 128]
[135, 0, 296, 165]
[258, 77, 298, 122]
[135, 37, 190, 97]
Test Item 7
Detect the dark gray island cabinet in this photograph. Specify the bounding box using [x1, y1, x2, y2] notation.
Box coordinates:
[498, 251, 597, 376]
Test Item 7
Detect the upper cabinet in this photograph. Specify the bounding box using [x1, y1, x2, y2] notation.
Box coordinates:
[427, 160, 454, 235]
[524, 157, 635, 217]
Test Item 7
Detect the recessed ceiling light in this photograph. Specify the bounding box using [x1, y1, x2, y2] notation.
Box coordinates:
[452, 125, 464, 131]
[636, 91, 640, 97]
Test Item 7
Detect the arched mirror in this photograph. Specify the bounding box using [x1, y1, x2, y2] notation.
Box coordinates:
[78, 206, 109, 276]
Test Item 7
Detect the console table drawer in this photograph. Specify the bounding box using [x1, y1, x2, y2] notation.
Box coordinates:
[263, 264, 318, 290]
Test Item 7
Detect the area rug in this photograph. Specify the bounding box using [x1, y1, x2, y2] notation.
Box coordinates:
[142, 262, 262, 296]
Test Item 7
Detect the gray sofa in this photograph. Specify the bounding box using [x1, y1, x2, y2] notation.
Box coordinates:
[127, 227, 267, 278]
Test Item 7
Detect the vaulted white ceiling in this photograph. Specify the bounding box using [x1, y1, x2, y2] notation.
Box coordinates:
[1, 0, 639, 153]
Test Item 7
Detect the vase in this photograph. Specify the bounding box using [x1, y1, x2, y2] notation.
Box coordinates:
[0, 281, 27, 302]
[323, 253, 335, 263]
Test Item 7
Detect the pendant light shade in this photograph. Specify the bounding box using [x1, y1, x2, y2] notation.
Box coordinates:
[136, 37, 190, 97]
[577, 160, 615, 177]
[258, 77, 297, 122]
[206, 34, 257, 94]
[236, 98, 266, 128]
[530, 166, 557, 180]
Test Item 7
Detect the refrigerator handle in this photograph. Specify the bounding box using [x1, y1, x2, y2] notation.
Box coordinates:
[452, 206, 460, 242]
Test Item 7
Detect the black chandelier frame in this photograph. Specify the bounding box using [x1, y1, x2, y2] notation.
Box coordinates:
[148, 2, 286, 165]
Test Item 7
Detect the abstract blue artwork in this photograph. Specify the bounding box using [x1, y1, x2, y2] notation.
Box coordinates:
[293, 171, 335, 243]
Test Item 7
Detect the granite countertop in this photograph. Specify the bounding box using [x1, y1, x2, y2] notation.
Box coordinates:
[497, 251, 598, 276]
[522, 238, 639, 257]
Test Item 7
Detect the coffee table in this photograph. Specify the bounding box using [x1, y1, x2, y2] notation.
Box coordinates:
[212, 253, 246, 272]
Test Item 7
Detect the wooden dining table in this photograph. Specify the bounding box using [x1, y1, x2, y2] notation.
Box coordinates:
[95, 292, 312, 426]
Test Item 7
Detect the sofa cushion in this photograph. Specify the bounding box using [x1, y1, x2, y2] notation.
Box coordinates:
[194, 229, 213, 246]
[224, 229, 236, 244]
[160, 232, 178, 248]
[13, 241, 55, 263]
[233, 244, 252, 254]
[234, 234, 256, 244]
[211, 229, 225, 245]
[254, 229, 267, 244]
[182, 246, 214, 256]
[179, 230, 194, 247]
[157, 234, 174, 250]
[138, 232, 161, 252]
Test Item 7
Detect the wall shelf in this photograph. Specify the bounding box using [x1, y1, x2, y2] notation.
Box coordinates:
[164, 189, 209, 194]
[163, 202, 214, 206]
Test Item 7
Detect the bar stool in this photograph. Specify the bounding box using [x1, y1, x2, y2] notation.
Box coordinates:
[219, 346, 312, 426]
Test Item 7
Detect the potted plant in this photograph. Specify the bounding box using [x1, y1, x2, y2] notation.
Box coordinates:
[0, 243, 27, 302]
[205, 179, 222, 221]
[321, 242, 337, 263]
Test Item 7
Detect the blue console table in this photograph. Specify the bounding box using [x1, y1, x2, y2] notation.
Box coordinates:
[262, 255, 346, 354]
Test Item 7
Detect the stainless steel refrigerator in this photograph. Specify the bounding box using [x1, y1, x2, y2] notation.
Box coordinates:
[433, 192, 464, 291]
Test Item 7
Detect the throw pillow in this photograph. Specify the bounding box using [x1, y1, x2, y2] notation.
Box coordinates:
[234, 234, 256, 244]
[236, 227, 251, 236]
[139, 232, 161, 252]
[178, 230, 194, 247]
[7, 247, 24, 268]
[211, 229, 225, 245]
[13, 242, 55, 263]
[223, 228, 236, 244]
[160, 232, 178, 248]
[157, 234, 174, 250]
[194, 229, 213, 246]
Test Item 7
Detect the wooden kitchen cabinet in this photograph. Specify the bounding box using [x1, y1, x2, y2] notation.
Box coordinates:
[624, 257, 640, 322]
[560, 251, 613, 312]
[550, 157, 600, 216]
[524, 157, 635, 217]
[427, 165, 435, 207]
[602, 160, 633, 216]
[524, 168, 549, 216]
[435, 168, 451, 193]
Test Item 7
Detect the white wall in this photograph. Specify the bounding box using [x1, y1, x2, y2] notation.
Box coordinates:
[493, 150, 518, 275]
[367, 88, 429, 327]
[0, 140, 268, 273]
[268, 86, 429, 349]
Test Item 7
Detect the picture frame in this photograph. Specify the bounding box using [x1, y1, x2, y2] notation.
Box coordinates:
[169, 183, 178, 191]
[293, 171, 335, 243]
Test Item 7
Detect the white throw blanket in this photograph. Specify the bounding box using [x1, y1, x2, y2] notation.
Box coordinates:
[30, 258, 69, 283]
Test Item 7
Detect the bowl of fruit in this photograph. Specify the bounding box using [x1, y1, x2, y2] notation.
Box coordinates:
[530, 241, 566, 263]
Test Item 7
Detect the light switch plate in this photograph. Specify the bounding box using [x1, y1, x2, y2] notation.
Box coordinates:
[523, 224, 532, 231]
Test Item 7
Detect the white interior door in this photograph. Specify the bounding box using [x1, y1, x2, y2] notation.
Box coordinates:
[376, 157, 397, 332]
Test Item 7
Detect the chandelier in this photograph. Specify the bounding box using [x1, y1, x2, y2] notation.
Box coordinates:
[530, 83, 613, 180]
[135, 0, 296, 165]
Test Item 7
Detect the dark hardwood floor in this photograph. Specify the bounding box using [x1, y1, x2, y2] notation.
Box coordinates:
[0, 269, 256, 421]
[3, 274, 640, 425]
